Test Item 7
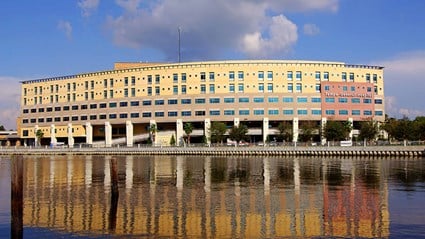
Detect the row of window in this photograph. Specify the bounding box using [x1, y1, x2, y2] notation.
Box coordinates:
[324, 98, 380, 104]
[22, 109, 384, 124]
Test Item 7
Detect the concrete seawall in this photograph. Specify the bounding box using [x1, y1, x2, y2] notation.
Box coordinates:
[1, 146, 424, 157]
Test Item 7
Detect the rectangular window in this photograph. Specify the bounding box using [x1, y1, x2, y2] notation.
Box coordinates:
[130, 101, 139, 106]
[109, 114, 117, 119]
[239, 97, 249, 103]
[364, 110, 372, 116]
[142, 112, 152, 118]
[258, 71, 264, 80]
[258, 83, 264, 92]
[209, 84, 215, 93]
[210, 110, 220, 116]
[338, 98, 348, 103]
[131, 76, 136, 86]
[283, 109, 294, 115]
[142, 100, 151, 106]
[315, 71, 321, 81]
[297, 109, 307, 115]
[268, 109, 279, 115]
[267, 71, 273, 80]
[109, 90, 114, 98]
[119, 113, 128, 119]
[168, 99, 178, 105]
[351, 86, 356, 92]
[209, 72, 215, 81]
[373, 74, 378, 83]
[238, 83, 244, 92]
[80, 116, 87, 121]
[325, 98, 335, 103]
[209, 98, 220, 104]
[312, 109, 321, 115]
[120, 101, 128, 107]
[351, 98, 361, 103]
[239, 109, 249, 115]
[349, 72, 354, 82]
[253, 97, 264, 103]
[363, 99, 372, 104]
[342, 86, 348, 91]
[375, 99, 383, 104]
[229, 71, 235, 80]
[147, 87, 152, 96]
[375, 111, 383, 116]
[268, 97, 278, 103]
[229, 84, 235, 93]
[195, 98, 206, 104]
[81, 105, 88, 110]
[325, 110, 335, 115]
[110, 79, 114, 87]
[311, 97, 321, 103]
[155, 112, 164, 117]
[366, 73, 371, 83]
[173, 86, 178, 95]
[155, 75, 160, 84]
[224, 110, 235, 116]
[342, 72, 347, 82]
[297, 97, 308, 103]
[155, 100, 164, 105]
[296, 83, 302, 93]
[296, 71, 302, 80]
[71, 105, 79, 110]
[195, 111, 206, 116]
[315, 84, 321, 93]
[173, 73, 178, 83]
[98, 115, 105, 120]
[283, 97, 293, 103]
[224, 98, 235, 103]
[200, 84, 206, 94]
[254, 109, 264, 115]
[109, 102, 117, 108]
[181, 99, 191, 104]
[124, 77, 128, 86]
[181, 85, 187, 94]
[238, 71, 244, 80]
[168, 111, 178, 117]
[339, 110, 348, 115]
[324, 72, 329, 81]
[287, 71, 293, 80]
[131, 88, 136, 97]
[181, 111, 191, 116]
[155, 86, 160, 95]
[99, 103, 107, 109]
[267, 83, 273, 92]
[181, 73, 187, 83]
[200, 72, 206, 81]
[131, 113, 139, 118]
[288, 83, 293, 92]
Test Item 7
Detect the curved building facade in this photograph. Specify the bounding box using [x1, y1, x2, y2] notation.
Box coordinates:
[18, 60, 385, 146]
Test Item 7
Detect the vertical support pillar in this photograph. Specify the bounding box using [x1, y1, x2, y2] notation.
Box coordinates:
[176, 119, 183, 146]
[126, 121, 133, 147]
[204, 118, 211, 145]
[263, 117, 269, 144]
[50, 124, 57, 146]
[85, 122, 93, 145]
[321, 117, 327, 146]
[67, 123, 74, 148]
[348, 117, 354, 140]
[34, 125, 39, 147]
[234, 118, 240, 127]
[292, 117, 299, 143]
[105, 122, 112, 147]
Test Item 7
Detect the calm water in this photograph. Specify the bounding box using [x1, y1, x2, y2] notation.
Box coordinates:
[0, 155, 424, 238]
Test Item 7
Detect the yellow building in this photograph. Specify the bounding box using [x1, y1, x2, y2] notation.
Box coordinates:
[19, 60, 384, 146]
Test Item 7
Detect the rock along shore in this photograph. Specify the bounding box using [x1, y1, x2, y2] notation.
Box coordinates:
[1, 146, 424, 157]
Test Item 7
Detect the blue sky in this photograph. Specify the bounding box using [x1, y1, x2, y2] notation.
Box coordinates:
[1, 0, 425, 129]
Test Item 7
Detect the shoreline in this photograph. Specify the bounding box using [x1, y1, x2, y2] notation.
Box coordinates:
[1, 145, 424, 157]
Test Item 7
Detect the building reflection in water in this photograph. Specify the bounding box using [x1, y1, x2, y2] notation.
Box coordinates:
[22, 155, 390, 238]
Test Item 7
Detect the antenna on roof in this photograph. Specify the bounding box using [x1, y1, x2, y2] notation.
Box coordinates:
[178, 27, 181, 63]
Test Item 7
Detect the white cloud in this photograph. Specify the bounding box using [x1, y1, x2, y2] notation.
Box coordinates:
[105, 0, 338, 60]
[0, 77, 22, 130]
[303, 23, 320, 36]
[57, 20, 73, 40]
[373, 51, 425, 119]
[78, 0, 100, 17]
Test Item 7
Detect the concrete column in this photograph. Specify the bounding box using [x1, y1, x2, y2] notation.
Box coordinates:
[176, 156, 184, 191]
[292, 117, 299, 143]
[126, 121, 133, 147]
[321, 117, 327, 145]
[34, 125, 39, 146]
[263, 117, 269, 144]
[348, 117, 354, 140]
[50, 124, 57, 146]
[263, 157, 270, 195]
[234, 118, 240, 127]
[176, 119, 183, 146]
[105, 122, 112, 147]
[125, 156, 133, 191]
[67, 123, 74, 148]
[149, 119, 156, 145]
[85, 122, 93, 145]
[204, 118, 211, 145]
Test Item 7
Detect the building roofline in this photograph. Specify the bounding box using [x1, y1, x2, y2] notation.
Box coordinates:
[20, 60, 384, 84]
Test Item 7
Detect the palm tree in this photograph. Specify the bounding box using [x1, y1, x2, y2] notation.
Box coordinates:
[184, 122, 194, 145]
[36, 129, 44, 146]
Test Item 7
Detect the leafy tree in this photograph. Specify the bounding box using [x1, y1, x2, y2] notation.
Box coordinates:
[299, 121, 317, 143]
[381, 116, 398, 141]
[183, 122, 194, 145]
[0, 125, 5, 131]
[170, 134, 176, 146]
[393, 116, 414, 141]
[358, 119, 379, 142]
[36, 129, 44, 146]
[413, 116, 425, 140]
[210, 121, 227, 144]
[277, 122, 292, 142]
[229, 124, 249, 145]
[323, 120, 352, 142]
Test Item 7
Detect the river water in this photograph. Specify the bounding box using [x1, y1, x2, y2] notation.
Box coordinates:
[0, 155, 424, 238]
